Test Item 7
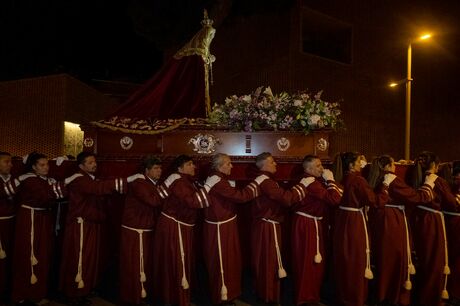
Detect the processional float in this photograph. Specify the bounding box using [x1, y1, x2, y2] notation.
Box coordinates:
[81, 11, 335, 179]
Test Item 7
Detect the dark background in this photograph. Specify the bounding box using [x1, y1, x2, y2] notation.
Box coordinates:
[0, 0, 459, 160]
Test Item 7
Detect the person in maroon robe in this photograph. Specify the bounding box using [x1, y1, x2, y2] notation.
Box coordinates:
[446, 165, 460, 304]
[119, 156, 167, 306]
[291, 155, 343, 306]
[367, 155, 434, 306]
[59, 152, 141, 305]
[0, 152, 17, 304]
[411, 152, 459, 306]
[331, 152, 389, 306]
[152, 154, 221, 306]
[10, 152, 71, 305]
[250, 152, 314, 305]
[202, 153, 259, 305]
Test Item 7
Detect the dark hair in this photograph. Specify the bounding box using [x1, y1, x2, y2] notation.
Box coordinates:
[255, 152, 272, 170]
[438, 163, 453, 186]
[302, 155, 319, 169]
[367, 155, 393, 188]
[332, 152, 360, 183]
[172, 155, 193, 172]
[142, 155, 162, 171]
[454, 167, 460, 178]
[77, 152, 96, 165]
[0, 151, 11, 157]
[25, 152, 47, 172]
[453, 161, 460, 177]
[413, 151, 440, 189]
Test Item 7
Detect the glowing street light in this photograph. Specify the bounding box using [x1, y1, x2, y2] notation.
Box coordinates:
[419, 33, 432, 40]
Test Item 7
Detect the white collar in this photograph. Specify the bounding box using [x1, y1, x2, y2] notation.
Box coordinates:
[147, 175, 158, 185]
[0, 174, 11, 182]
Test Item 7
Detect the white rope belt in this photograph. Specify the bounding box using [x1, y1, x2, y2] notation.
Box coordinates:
[339, 206, 373, 279]
[443, 211, 460, 217]
[161, 212, 195, 227]
[205, 215, 237, 301]
[0, 215, 15, 220]
[417, 205, 450, 298]
[122, 225, 154, 298]
[21, 205, 47, 285]
[161, 212, 195, 290]
[261, 218, 287, 278]
[295, 211, 323, 263]
[21, 205, 48, 211]
[0, 215, 14, 260]
[385, 204, 405, 210]
[74, 217, 85, 289]
[385, 204, 416, 289]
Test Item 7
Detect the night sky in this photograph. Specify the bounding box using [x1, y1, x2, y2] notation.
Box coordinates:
[0, 1, 459, 98]
[0, 0, 293, 84]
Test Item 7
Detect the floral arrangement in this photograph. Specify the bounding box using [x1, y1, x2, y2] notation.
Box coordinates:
[208, 86, 344, 134]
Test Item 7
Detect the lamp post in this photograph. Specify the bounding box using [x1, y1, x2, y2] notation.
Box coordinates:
[405, 43, 412, 160]
[390, 33, 431, 161]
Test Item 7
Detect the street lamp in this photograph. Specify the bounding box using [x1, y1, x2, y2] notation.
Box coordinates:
[389, 33, 432, 160]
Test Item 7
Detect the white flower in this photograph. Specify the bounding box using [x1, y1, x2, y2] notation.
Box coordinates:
[263, 86, 274, 97]
[314, 90, 323, 100]
[308, 114, 321, 126]
[293, 100, 303, 107]
[242, 95, 252, 102]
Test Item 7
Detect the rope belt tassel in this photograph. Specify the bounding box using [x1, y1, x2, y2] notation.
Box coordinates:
[418, 206, 450, 299]
[262, 218, 287, 279]
[161, 212, 195, 290]
[21, 205, 46, 285]
[295, 211, 323, 263]
[121, 225, 154, 299]
[339, 206, 373, 279]
[205, 215, 237, 301]
[387, 205, 415, 290]
[75, 217, 85, 289]
[0, 215, 14, 259]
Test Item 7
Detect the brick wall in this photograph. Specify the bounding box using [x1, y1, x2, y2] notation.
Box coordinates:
[207, 0, 460, 161]
[0, 74, 117, 157]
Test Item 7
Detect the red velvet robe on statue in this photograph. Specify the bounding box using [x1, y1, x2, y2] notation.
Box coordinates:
[0, 175, 18, 300]
[203, 172, 258, 304]
[152, 173, 211, 306]
[370, 175, 432, 306]
[11, 174, 66, 303]
[119, 175, 164, 305]
[109, 55, 206, 120]
[413, 176, 458, 306]
[332, 171, 388, 306]
[250, 171, 307, 303]
[59, 171, 126, 298]
[290, 174, 342, 305]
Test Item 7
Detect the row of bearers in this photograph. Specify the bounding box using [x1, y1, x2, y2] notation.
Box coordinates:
[0, 151, 314, 306]
[0, 150, 459, 306]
